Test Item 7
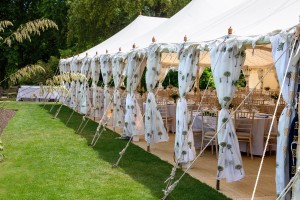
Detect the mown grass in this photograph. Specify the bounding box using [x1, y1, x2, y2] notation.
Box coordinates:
[0, 102, 230, 200]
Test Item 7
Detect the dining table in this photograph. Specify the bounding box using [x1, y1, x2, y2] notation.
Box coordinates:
[191, 111, 277, 156]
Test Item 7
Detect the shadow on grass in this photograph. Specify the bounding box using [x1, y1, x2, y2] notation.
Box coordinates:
[41, 103, 230, 200]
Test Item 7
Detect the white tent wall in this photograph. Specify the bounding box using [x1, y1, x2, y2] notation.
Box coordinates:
[248, 68, 279, 90]
[262, 69, 279, 90]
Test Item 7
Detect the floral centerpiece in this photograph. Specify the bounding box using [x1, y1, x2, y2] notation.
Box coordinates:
[137, 86, 145, 97]
[264, 86, 270, 91]
[169, 90, 179, 103]
[271, 93, 279, 100]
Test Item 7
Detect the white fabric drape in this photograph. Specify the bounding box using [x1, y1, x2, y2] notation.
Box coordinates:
[79, 57, 90, 115]
[270, 32, 300, 198]
[210, 39, 245, 182]
[123, 50, 146, 137]
[63, 64, 71, 107]
[70, 57, 77, 73]
[58, 60, 66, 104]
[158, 67, 169, 83]
[91, 56, 101, 118]
[69, 58, 78, 110]
[100, 55, 112, 123]
[145, 44, 169, 144]
[174, 45, 198, 167]
[112, 53, 126, 128]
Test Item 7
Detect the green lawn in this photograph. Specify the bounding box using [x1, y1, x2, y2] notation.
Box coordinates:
[0, 102, 230, 200]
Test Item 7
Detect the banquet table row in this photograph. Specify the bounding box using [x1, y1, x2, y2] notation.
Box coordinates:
[142, 102, 278, 156]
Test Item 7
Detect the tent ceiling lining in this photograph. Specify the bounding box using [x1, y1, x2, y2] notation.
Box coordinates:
[160, 44, 274, 69]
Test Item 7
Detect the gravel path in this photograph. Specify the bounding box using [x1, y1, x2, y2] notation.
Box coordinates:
[0, 108, 16, 135]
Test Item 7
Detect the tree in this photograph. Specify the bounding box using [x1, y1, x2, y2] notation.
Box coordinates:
[199, 67, 215, 90]
[162, 70, 178, 88]
[0, 18, 58, 86]
[0, 0, 68, 86]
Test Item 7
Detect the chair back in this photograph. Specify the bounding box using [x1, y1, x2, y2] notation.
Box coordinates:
[279, 96, 285, 105]
[252, 99, 265, 105]
[201, 109, 218, 133]
[157, 101, 167, 105]
[157, 104, 168, 118]
[234, 111, 255, 134]
[262, 105, 275, 114]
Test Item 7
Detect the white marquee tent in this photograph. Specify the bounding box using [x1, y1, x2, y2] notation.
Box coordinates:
[57, 0, 300, 198]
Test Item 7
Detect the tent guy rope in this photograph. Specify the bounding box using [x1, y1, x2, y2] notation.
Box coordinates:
[161, 39, 293, 200]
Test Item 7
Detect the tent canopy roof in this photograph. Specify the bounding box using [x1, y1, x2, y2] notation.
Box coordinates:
[64, 15, 168, 61]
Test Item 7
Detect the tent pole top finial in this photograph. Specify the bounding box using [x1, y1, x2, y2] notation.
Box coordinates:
[96, 51, 98, 55]
[228, 26, 233, 35]
[119, 47, 122, 52]
[152, 36, 156, 43]
[132, 43, 136, 49]
[184, 35, 187, 42]
[106, 49, 108, 54]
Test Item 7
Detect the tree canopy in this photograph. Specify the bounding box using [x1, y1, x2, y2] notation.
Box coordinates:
[0, 0, 68, 86]
[0, 0, 192, 87]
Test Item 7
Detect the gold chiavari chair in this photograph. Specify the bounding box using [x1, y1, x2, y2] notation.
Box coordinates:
[235, 111, 255, 160]
[201, 109, 218, 157]
[157, 104, 173, 133]
[252, 99, 265, 105]
[263, 122, 278, 156]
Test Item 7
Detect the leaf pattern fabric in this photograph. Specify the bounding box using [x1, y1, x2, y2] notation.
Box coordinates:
[58, 60, 68, 105]
[210, 39, 245, 182]
[174, 45, 198, 168]
[100, 54, 113, 123]
[123, 50, 146, 137]
[112, 52, 126, 128]
[91, 56, 102, 118]
[79, 56, 90, 115]
[145, 44, 169, 144]
[270, 32, 300, 199]
[69, 58, 79, 110]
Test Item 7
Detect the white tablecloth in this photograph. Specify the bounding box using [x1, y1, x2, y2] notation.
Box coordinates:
[16, 86, 59, 101]
[238, 115, 277, 156]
